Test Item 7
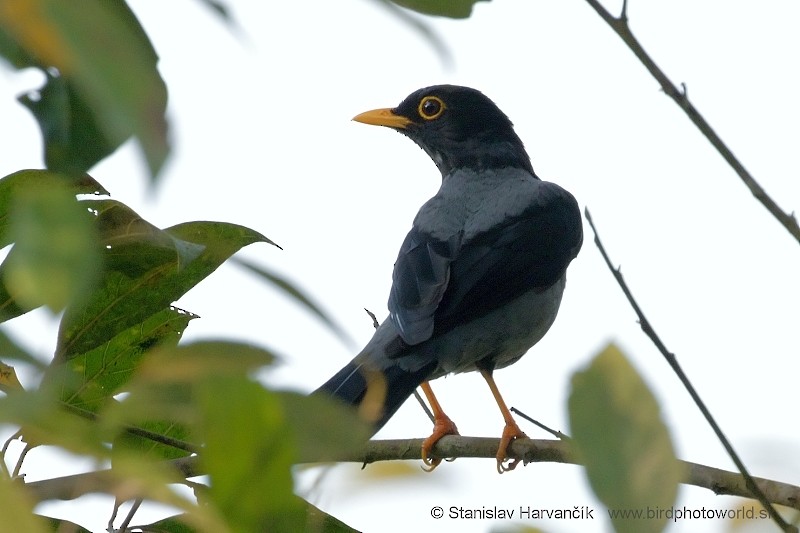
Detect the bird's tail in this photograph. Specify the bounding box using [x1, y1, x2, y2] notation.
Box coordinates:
[315, 360, 435, 432]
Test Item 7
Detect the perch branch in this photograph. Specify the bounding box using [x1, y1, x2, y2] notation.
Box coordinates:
[19, 437, 800, 512]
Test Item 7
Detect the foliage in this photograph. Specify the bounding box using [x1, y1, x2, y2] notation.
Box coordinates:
[0, 1, 762, 533]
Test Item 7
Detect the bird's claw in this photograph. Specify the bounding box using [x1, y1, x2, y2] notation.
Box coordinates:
[495, 423, 527, 474]
[497, 456, 521, 474]
[420, 415, 460, 472]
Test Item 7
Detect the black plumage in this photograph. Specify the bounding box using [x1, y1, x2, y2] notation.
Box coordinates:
[316, 85, 582, 472]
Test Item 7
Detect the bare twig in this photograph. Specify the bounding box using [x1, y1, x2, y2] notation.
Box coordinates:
[117, 498, 143, 533]
[585, 208, 795, 531]
[510, 407, 570, 440]
[583, 0, 800, 245]
[20, 437, 800, 512]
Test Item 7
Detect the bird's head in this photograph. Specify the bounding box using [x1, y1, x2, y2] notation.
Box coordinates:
[353, 85, 535, 177]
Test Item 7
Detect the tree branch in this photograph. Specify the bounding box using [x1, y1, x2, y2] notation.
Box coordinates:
[585, 208, 796, 531]
[583, 0, 800, 245]
[19, 436, 800, 512]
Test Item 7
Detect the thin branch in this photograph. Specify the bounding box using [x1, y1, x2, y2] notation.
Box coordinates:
[62, 403, 199, 454]
[585, 208, 795, 532]
[583, 0, 800, 244]
[19, 437, 800, 512]
[510, 407, 570, 440]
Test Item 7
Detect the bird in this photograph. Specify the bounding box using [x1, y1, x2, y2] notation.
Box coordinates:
[316, 85, 582, 473]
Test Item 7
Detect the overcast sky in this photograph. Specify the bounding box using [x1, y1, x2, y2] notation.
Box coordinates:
[1, 1, 799, 532]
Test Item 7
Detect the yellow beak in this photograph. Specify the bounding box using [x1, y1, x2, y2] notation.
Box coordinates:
[352, 108, 412, 129]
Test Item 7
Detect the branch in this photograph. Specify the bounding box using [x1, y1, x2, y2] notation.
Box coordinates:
[583, 0, 800, 245]
[585, 208, 796, 531]
[20, 437, 800, 512]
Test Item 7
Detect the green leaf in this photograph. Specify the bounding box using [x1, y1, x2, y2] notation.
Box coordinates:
[19, 71, 117, 175]
[112, 418, 194, 462]
[0, 170, 108, 250]
[568, 344, 682, 533]
[278, 391, 372, 463]
[128, 515, 197, 533]
[0, 360, 24, 393]
[51, 306, 196, 410]
[198, 377, 305, 532]
[389, 0, 489, 18]
[43, 518, 91, 532]
[0, 0, 169, 178]
[0, 22, 37, 68]
[101, 340, 276, 434]
[0, 325, 43, 368]
[234, 257, 354, 348]
[0, 476, 48, 533]
[304, 501, 361, 533]
[0, 385, 108, 455]
[3, 175, 101, 313]
[56, 202, 275, 359]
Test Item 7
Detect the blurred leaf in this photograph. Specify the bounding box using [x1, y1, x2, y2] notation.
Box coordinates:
[278, 391, 372, 463]
[196, 0, 233, 23]
[0, 360, 24, 393]
[305, 500, 361, 533]
[234, 257, 354, 348]
[130, 515, 198, 533]
[107, 340, 294, 531]
[0, 169, 108, 251]
[389, 0, 488, 18]
[49, 306, 196, 412]
[57, 204, 274, 358]
[134, 340, 276, 383]
[101, 340, 276, 437]
[198, 377, 305, 532]
[0, 326, 43, 367]
[0, 23, 37, 68]
[374, 0, 453, 66]
[43, 517, 91, 532]
[0, 384, 108, 455]
[0, 0, 169, 178]
[3, 175, 100, 312]
[0, 170, 107, 323]
[19, 71, 117, 175]
[101, 453, 230, 533]
[568, 343, 682, 533]
[0, 476, 48, 533]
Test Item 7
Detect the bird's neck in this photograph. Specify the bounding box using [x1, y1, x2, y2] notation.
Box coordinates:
[432, 139, 535, 178]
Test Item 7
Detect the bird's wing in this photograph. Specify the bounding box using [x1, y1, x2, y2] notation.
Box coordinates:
[387, 228, 462, 345]
[388, 181, 582, 346]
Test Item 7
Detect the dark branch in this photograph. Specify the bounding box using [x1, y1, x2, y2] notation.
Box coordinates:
[583, 0, 800, 245]
[585, 208, 796, 532]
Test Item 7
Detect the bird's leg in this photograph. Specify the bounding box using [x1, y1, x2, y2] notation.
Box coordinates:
[479, 369, 528, 473]
[419, 381, 460, 471]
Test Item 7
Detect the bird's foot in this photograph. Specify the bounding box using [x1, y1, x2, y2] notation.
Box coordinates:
[496, 421, 527, 474]
[421, 415, 460, 472]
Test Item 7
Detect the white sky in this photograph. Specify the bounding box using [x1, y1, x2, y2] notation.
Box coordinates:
[1, 1, 799, 532]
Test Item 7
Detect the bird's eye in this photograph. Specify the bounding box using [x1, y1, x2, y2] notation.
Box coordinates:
[418, 96, 446, 121]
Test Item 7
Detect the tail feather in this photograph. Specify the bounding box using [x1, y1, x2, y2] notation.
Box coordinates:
[315, 360, 436, 432]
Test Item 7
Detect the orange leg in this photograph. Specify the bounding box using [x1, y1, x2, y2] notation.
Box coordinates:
[480, 369, 528, 473]
[419, 381, 460, 471]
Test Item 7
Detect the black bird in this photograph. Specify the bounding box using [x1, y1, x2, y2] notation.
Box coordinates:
[317, 85, 582, 472]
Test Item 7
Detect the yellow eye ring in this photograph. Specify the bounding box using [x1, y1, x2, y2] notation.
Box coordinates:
[418, 96, 446, 121]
